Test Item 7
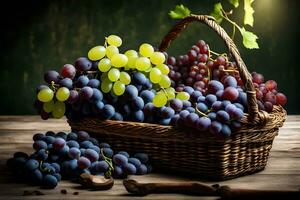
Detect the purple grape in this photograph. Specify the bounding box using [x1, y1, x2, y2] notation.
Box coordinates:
[209, 121, 223, 135]
[77, 131, 90, 141]
[208, 80, 224, 94]
[169, 98, 183, 111]
[195, 117, 211, 131]
[205, 94, 217, 106]
[44, 70, 60, 84]
[216, 110, 230, 123]
[185, 113, 199, 127]
[67, 90, 79, 104]
[136, 164, 148, 175]
[133, 153, 149, 164]
[224, 76, 237, 88]
[77, 157, 91, 169]
[221, 124, 231, 136]
[68, 147, 81, 159]
[113, 154, 128, 166]
[212, 101, 223, 111]
[88, 79, 100, 88]
[118, 151, 130, 158]
[33, 140, 47, 151]
[76, 75, 89, 88]
[80, 86, 93, 100]
[161, 107, 175, 119]
[53, 138, 66, 151]
[59, 78, 73, 89]
[131, 97, 144, 111]
[124, 85, 138, 100]
[61, 64, 76, 79]
[190, 91, 202, 102]
[124, 163, 137, 175]
[222, 86, 239, 101]
[75, 57, 92, 72]
[196, 103, 208, 113]
[33, 133, 45, 141]
[170, 114, 180, 126]
[113, 165, 123, 178]
[140, 90, 155, 104]
[84, 149, 99, 162]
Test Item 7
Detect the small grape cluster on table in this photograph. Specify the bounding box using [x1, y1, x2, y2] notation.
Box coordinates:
[7, 130, 151, 189]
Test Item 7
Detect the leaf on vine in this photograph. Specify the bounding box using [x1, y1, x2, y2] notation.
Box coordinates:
[210, 3, 223, 24]
[240, 27, 259, 49]
[169, 4, 191, 19]
[244, 0, 254, 26]
[229, 0, 239, 8]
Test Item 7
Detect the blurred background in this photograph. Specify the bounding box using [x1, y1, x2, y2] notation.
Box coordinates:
[0, 0, 299, 114]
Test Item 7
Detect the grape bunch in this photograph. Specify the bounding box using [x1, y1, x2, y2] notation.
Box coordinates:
[7, 130, 151, 189]
[252, 72, 287, 112]
[34, 35, 190, 121]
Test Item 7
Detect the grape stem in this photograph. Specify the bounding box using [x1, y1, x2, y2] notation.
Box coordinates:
[195, 103, 208, 117]
[100, 148, 114, 178]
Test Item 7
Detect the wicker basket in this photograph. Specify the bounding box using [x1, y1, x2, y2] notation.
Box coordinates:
[69, 15, 287, 180]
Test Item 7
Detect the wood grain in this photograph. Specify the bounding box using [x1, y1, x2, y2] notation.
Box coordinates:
[0, 115, 299, 199]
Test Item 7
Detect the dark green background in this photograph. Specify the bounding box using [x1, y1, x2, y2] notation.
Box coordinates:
[0, 0, 299, 114]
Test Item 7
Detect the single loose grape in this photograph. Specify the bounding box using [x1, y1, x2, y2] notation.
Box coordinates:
[111, 54, 128, 68]
[56, 87, 70, 102]
[119, 72, 131, 85]
[98, 58, 111, 72]
[150, 52, 165, 65]
[159, 75, 171, 88]
[88, 46, 106, 61]
[107, 35, 122, 47]
[106, 45, 119, 59]
[108, 68, 120, 82]
[37, 88, 54, 102]
[52, 101, 66, 119]
[139, 43, 154, 57]
[176, 92, 190, 101]
[43, 100, 54, 113]
[135, 57, 151, 71]
[156, 64, 169, 75]
[149, 68, 162, 83]
[113, 81, 125, 96]
[153, 93, 167, 107]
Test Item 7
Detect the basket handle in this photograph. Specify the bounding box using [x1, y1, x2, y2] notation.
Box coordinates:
[159, 14, 268, 125]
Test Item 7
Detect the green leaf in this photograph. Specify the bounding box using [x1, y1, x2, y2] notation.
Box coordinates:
[244, 0, 255, 26]
[169, 4, 191, 19]
[240, 27, 259, 49]
[210, 3, 223, 24]
[229, 0, 239, 8]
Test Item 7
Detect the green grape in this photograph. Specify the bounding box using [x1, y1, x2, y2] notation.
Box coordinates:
[111, 53, 128, 68]
[88, 46, 106, 61]
[157, 64, 169, 75]
[139, 43, 154, 57]
[119, 72, 131, 85]
[107, 35, 122, 47]
[135, 57, 151, 71]
[108, 68, 120, 82]
[98, 58, 111, 72]
[106, 45, 119, 59]
[126, 56, 138, 69]
[101, 78, 113, 93]
[159, 75, 171, 88]
[176, 91, 190, 101]
[52, 101, 66, 119]
[100, 72, 108, 80]
[56, 87, 70, 102]
[153, 92, 167, 107]
[149, 67, 162, 83]
[37, 88, 54, 102]
[165, 88, 175, 99]
[113, 81, 125, 96]
[125, 50, 138, 57]
[150, 52, 165, 65]
[43, 100, 54, 113]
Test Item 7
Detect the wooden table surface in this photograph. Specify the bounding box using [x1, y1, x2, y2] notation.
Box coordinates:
[0, 115, 299, 199]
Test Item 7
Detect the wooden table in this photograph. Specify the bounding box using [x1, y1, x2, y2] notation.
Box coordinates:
[0, 115, 299, 199]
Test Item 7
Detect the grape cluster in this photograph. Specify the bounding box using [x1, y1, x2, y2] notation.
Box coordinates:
[35, 35, 190, 121]
[7, 130, 151, 189]
[252, 72, 287, 112]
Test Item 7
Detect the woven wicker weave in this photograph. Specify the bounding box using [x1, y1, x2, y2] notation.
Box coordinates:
[69, 15, 287, 180]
